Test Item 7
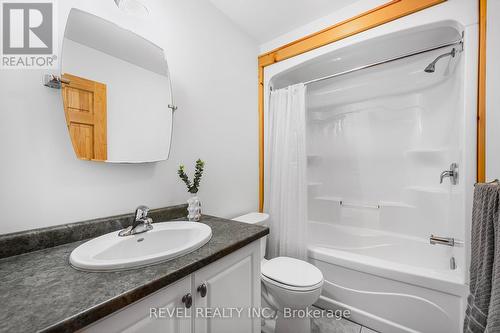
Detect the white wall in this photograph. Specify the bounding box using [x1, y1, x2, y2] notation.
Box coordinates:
[486, 0, 500, 181]
[0, 0, 259, 233]
[260, 0, 387, 53]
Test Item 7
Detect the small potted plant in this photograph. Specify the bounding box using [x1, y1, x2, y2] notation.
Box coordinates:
[178, 159, 205, 221]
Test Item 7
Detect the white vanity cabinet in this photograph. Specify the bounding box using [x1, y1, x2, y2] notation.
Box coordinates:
[79, 241, 261, 333]
[194, 245, 257, 333]
[80, 276, 192, 333]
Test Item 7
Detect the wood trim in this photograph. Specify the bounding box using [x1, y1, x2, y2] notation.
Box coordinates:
[257, 0, 446, 212]
[258, 0, 446, 67]
[258, 66, 265, 211]
[477, 0, 487, 182]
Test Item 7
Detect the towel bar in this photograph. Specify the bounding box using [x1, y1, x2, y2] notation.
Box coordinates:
[340, 201, 380, 209]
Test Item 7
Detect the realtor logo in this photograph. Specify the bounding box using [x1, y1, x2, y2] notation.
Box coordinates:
[1, 0, 57, 69]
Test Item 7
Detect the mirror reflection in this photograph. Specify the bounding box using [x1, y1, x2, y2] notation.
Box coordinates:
[61, 8, 173, 163]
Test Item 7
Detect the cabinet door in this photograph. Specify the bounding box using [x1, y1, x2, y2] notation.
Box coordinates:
[79, 276, 192, 333]
[194, 242, 261, 333]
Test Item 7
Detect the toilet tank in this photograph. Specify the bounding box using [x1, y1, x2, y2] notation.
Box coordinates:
[232, 213, 269, 260]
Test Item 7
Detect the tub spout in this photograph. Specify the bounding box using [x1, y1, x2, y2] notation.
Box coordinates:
[450, 257, 457, 270]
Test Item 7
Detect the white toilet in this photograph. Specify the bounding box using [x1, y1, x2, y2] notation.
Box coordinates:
[233, 213, 324, 333]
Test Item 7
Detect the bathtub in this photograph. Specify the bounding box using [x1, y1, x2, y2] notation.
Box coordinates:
[307, 221, 467, 333]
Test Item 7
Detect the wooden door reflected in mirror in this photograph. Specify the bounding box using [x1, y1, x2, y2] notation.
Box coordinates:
[62, 73, 107, 161]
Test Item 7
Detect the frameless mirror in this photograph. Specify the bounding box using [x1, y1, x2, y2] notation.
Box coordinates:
[61, 8, 174, 163]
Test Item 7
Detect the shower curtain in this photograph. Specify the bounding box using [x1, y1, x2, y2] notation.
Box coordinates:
[265, 83, 308, 260]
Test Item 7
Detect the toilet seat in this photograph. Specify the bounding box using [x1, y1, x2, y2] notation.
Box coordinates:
[261, 257, 324, 291]
[261, 273, 323, 292]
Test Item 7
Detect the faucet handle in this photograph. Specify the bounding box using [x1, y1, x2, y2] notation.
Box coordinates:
[135, 205, 150, 220]
[144, 217, 153, 226]
[440, 163, 459, 185]
[449, 163, 459, 185]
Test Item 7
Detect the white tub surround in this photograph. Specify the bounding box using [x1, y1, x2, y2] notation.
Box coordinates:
[264, 16, 477, 333]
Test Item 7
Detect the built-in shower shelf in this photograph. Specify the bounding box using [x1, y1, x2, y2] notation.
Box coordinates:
[307, 155, 322, 162]
[405, 148, 449, 155]
[378, 201, 415, 208]
[314, 196, 342, 202]
[404, 148, 451, 160]
[307, 113, 344, 122]
[405, 186, 450, 194]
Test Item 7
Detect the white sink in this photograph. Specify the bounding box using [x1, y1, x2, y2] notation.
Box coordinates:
[69, 222, 212, 271]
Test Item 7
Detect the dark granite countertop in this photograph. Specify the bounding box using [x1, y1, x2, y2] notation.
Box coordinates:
[0, 215, 268, 333]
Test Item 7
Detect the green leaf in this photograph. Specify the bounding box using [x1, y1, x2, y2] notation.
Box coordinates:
[177, 159, 205, 194]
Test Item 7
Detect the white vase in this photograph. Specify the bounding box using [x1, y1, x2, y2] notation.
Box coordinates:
[187, 194, 201, 222]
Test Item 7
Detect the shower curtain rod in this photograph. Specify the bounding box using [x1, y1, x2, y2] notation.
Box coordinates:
[303, 38, 464, 86]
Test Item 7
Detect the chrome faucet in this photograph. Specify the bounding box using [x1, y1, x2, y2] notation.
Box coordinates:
[118, 205, 153, 237]
[440, 163, 458, 185]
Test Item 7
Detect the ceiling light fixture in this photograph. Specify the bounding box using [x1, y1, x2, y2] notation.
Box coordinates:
[114, 0, 149, 17]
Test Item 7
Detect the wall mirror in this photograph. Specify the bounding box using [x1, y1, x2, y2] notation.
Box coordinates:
[61, 8, 174, 163]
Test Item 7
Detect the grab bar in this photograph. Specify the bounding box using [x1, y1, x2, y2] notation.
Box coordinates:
[430, 235, 455, 247]
[340, 201, 380, 209]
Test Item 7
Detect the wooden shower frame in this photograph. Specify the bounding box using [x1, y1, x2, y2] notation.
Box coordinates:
[257, 0, 487, 211]
[477, 0, 487, 183]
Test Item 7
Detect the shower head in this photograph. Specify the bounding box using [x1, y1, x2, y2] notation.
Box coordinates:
[424, 62, 436, 73]
[424, 47, 457, 73]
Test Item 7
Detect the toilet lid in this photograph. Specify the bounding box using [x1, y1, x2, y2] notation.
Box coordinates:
[261, 257, 323, 288]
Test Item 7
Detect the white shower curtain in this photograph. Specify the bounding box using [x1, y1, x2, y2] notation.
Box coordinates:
[265, 83, 308, 260]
